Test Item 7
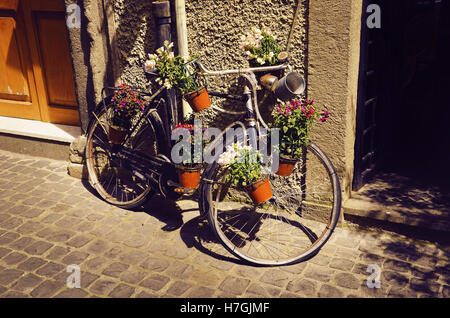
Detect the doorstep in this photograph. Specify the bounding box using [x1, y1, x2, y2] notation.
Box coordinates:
[0, 116, 82, 161]
[343, 172, 450, 233]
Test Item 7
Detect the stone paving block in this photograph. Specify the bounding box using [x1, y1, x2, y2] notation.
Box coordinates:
[24, 240, 54, 255]
[309, 254, 332, 266]
[120, 270, 148, 285]
[166, 280, 192, 296]
[318, 284, 344, 298]
[118, 250, 148, 265]
[259, 268, 291, 288]
[0, 247, 11, 258]
[109, 283, 136, 298]
[11, 273, 43, 293]
[330, 258, 355, 271]
[102, 262, 130, 278]
[134, 290, 158, 298]
[84, 256, 110, 272]
[140, 257, 170, 272]
[54, 288, 89, 298]
[334, 272, 361, 290]
[0, 268, 24, 285]
[0, 216, 23, 230]
[45, 246, 72, 261]
[383, 259, 412, 273]
[286, 278, 318, 297]
[0, 232, 20, 245]
[30, 280, 65, 298]
[17, 257, 47, 271]
[66, 234, 93, 248]
[218, 276, 250, 296]
[8, 236, 36, 251]
[61, 251, 90, 265]
[89, 278, 118, 296]
[36, 262, 66, 278]
[1, 291, 29, 298]
[2, 252, 27, 265]
[139, 274, 170, 291]
[16, 221, 42, 235]
[166, 261, 195, 280]
[303, 264, 335, 283]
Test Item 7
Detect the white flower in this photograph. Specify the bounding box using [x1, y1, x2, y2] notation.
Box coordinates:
[268, 51, 274, 58]
[256, 57, 265, 65]
[163, 79, 172, 89]
[144, 59, 156, 72]
[155, 78, 163, 85]
[168, 52, 175, 59]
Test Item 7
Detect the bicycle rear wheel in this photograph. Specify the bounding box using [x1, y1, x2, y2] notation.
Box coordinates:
[85, 101, 162, 209]
[202, 142, 341, 266]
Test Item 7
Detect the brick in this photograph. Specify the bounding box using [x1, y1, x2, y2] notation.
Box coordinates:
[55, 216, 83, 229]
[16, 221, 42, 235]
[0, 247, 11, 258]
[139, 274, 170, 291]
[108, 283, 135, 298]
[81, 271, 100, 288]
[102, 262, 130, 278]
[309, 254, 331, 266]
[245, 283, 281, 298]
[382, 270, 409, 288]
[85, 256, 109, 272]
[135, 290, 158, 298]
[48, 229, 76, 242]
[2, 291, 29, 298]
[0, 216, 23, 230]
[24, 241, 54, 255]
[219, 276, 250, 296]
[383, 259, 411, 273]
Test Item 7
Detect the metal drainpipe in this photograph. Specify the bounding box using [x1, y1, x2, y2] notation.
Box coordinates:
[174, 0, 192, 119]
[152, 0, 177, 150]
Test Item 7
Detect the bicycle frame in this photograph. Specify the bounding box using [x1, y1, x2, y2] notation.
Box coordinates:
[95, 61, 292, 198]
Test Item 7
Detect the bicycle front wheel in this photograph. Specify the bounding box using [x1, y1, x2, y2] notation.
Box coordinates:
[85, 101, 161, 209]
[202, 142, 341, 266]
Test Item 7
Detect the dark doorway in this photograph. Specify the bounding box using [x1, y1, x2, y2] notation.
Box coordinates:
[352, 0, 450, 228]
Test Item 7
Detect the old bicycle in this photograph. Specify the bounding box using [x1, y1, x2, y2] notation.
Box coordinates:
[85, 59, 341, 266]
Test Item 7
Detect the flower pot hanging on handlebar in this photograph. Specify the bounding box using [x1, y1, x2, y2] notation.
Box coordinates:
[184, 87, 211, 112]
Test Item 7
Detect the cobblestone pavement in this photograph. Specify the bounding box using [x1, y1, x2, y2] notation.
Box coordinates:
[0, 149, 448, 298]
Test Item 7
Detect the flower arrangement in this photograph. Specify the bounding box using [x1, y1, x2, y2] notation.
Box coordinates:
[172, 122, 209, 168]
[172, 121, 209, 189]
[144, 41, 200, 94]
[145, 41, 211, 111]
[218, 142, 272, 204]
[109, 83, 146, 130]
[218, 143, 264, 187]
[271, 98, 329, 160]
[239, 26, 283, 67]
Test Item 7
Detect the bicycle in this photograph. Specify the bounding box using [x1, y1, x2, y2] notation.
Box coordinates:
[85, 60, 342, 266]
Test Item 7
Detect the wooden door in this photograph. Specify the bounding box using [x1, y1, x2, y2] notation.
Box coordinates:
[0, 0, 79, 125]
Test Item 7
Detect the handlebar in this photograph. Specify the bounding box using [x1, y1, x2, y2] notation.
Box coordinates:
[195, 60, 290, 77]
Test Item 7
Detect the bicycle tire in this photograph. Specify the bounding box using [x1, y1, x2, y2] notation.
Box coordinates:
[85, 98, 163, 209]
[201, 141, 341, 266]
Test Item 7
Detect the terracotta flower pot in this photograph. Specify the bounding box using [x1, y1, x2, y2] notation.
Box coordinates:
[276, 156, 298, 176]
[108, 125, 127, 144]
[184, 87, 211, 112]
[247, 177, 272, 205]
[177, 166, 201, 189]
